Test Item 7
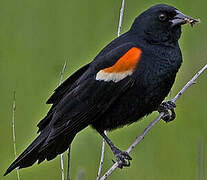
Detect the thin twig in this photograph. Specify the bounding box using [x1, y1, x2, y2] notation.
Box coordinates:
[12, 91, 20, 180]
[59, 61, 67, 180]
[96, 1, 125, 179]
[96, 131, 107, 180]
[118, 0, 125, 37]
[59, 61, 67, 86]
[169, 89, 172, 100]
[67, 145, 71, 180]
[60, 153, 65, 180]
[100, 64, 207, 180]
[60, 61, 72, 180]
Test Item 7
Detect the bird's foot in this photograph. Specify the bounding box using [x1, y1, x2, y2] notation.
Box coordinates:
[158, 101, 176, 123]
[112, 147, 132, 169]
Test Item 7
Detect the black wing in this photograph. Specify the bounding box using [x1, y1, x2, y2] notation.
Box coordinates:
[5, 40, 136, 175]
[37, 39, 136, 132]
[38, 40, 137, 146]
[46, 63, 90, 104]
[37, 63, 90, 132]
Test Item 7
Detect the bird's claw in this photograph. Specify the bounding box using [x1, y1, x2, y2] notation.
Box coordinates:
[158, 101, 176, 123]
[112, 148, 132, 169]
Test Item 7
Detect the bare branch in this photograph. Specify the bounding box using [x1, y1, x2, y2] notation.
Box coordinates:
[100, 64, 207, 180]
[67, 145, 71, 180]
[118, 0, 125, 37]
[97, 1, 125, 179]
[173, 64, 207, 103]
[60, 153, 65, 180]
[12, 91, 20, 180]
[59, 61, 67, 180]
[59, 61, 67, 86]
[96, 131, 107, 180]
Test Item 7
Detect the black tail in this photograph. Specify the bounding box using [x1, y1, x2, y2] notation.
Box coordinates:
[4, 131, 47, 176]
[4, 128, 75, 176]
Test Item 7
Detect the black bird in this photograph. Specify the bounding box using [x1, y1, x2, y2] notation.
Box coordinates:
[5, 4, 198, 175]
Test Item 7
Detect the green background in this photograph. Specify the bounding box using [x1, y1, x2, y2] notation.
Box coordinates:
[1, 0, 206, 180]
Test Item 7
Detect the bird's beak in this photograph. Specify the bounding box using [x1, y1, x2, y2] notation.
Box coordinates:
[171, 10, 200, 27]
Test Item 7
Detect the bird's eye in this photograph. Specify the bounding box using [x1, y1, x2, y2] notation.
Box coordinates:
[159, 13, 167, 21]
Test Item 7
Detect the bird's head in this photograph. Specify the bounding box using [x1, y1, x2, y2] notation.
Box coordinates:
[130, 4, 199, 44]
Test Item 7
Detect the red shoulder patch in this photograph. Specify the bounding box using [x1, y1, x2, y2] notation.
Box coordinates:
[103, 47, 142, 73]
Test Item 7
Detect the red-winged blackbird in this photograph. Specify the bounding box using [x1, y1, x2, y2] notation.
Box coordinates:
[5, 4, 198, 175]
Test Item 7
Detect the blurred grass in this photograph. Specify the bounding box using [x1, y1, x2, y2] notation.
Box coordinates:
[0, 0, 206, 180]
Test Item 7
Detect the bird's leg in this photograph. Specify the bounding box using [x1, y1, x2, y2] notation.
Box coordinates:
[158, 101, 176, 123]
[98, 131, 132, 168]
